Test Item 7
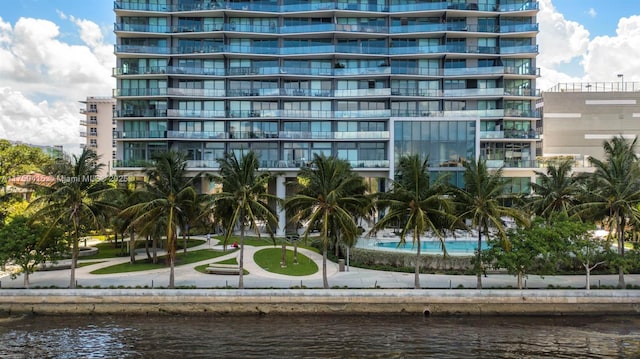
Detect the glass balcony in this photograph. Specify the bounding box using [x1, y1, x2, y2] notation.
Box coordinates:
[393, 67, 440, 76]
[113, 159, 152, 168]
[279, 24, 335, 34]
[334, 88, 391, 97]
[444, 66, 505, 76]
[167, 109, 226, 118]
[334, 66, 391, 76]
[168, 66, 225, 76]
[281, 2, 336, 12]
[500, 45, 539, 54]
[173, 45, 225, 54]
[442, 88, 505, 97]
[114, 23, 171, 33]
[167, 88, 226, 97]
[480, 131, 505, 139]
[504, 67, 540, 76]
[113, 66, 168, 76]
[166, 131, 227, 139]
[336, 24, 388, 34]
[173, 24, 223, 33]
[334, 109, 391, 118]
[348, 160, 389, 168]
[114, 45, 170, 55]
[280, 45, 334, 55]
[186, 160, 221, 168]
[280, 88, 331, 97]
[504, 88, 540, 96]
[504, 109, 540, 118]
[114, 1, 170, 12]
[224, 23, 278, 34]
[114, 88, 168, 97]
[389, 45, 449, 55]
[389, 23, 447, 34]
[335, 45, 387, 55]
[114, 131, 166, 139]
[391, 109, 505, 118]
[500, 23, 539, 33]
[223, 2, 279, 12]
[227, 88, 279, 97]
[278, 131, 389, 140]
[114, 109, 168, 118]
[499, 2, 539, 12]
[388, 2, 448, 12]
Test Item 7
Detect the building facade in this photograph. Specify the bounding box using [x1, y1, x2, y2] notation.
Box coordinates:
[541, 81, 640, 167]
[80, 97, 117, 177]
[113, 0, 541, 230]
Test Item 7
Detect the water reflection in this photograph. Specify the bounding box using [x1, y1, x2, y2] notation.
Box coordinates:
[1, 315, 639, 358]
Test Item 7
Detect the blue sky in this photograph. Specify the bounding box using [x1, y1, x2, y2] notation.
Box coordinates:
[0, 0, 638, 151]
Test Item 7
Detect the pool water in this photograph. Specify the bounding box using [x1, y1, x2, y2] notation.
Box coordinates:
[375, 240, 488, 254]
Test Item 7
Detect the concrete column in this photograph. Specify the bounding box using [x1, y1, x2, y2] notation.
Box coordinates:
[276, 176, 286, 236]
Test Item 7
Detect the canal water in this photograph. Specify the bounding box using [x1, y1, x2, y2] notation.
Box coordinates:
[1, 314, 639, 358]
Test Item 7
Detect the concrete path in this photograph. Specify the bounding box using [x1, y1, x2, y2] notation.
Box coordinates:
[1, 236, 639, 290]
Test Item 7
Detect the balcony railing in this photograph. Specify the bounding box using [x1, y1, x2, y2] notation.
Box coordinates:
[114, 131, 166, 139]
[166, 130, 227, 139]
[114, 109, 168, 118]
[114, 45, 170, 55]
[114, 1, 539, 14]
[279, 131, 389, 140]
[114, 23, 171, 33]
[480, 130, 540, 139]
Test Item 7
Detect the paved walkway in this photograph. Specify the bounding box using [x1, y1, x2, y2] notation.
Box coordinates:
[2, 236, 639, 290]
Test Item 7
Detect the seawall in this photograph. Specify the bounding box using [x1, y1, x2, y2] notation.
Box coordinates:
[1, 289, 640, 316]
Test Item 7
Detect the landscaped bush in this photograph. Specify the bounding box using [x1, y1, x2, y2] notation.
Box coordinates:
[347, 248, 473, 272]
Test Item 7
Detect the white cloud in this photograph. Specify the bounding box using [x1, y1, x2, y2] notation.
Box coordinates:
[538, 1, 640, 90]
[0, 16, 114, 154]
[587, 8, 597, 18]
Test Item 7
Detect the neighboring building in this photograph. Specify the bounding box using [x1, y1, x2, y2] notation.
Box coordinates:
[113, 0, 542, 231]
[80, 97, 117, 177]
[540, 81, 640, 168]
[9, 141, 64, 160]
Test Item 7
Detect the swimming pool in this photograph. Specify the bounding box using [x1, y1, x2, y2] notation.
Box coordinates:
[374, 240, 488, 255]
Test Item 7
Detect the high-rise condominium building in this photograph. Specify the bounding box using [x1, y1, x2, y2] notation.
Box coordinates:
[80, 96, 117, 177]
[114, 0, 541, 229]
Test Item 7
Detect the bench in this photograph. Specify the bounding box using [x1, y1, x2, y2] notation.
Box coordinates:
[205, 263, 240, 275]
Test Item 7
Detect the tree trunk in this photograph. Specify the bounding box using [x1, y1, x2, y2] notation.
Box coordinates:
[293, 242, 298, 264]
[281, 243, 287, 267]
[617, 218, 626, 289]
[322, 247, 329, 289]
[517, 271, 523, 290]
[414, 231, 421, 289]
[24, 270, 29, 289]
[182, 229, 187, 256]
[152, 236, 158, 264]
[238, 224, 245, 289]
[476, 225, 483, 289]
[129, 230, 136, 264]
[585, 263, 591, 291]
[145, 235, 151, 261]
[70, 215, 80, 289]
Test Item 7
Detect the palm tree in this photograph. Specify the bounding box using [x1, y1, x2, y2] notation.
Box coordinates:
[529, 159, 581, 218]
[209, 150, 279, 289]
[577, 136, 640, 288]
[284, 154, 367, 289]
[454, 159, 528, 289]
[122, 151, 198, 288]
[370, 154, 455, 289]
[29, 148, 114, 288]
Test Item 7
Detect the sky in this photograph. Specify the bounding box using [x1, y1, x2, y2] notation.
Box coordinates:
[0, 0, 639, 154]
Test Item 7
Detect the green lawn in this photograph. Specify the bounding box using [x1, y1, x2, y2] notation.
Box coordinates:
[215, 235, 320, 253]
[77, 261, 106, 268]
[90, 249, 229, 274]
[253, 247, 318, 276]
[82, 239, 206, 260]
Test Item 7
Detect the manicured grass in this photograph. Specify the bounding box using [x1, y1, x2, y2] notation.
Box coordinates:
[253, 247, 318, 276]
[82, 239, 206, 260]
[215, 235, 320, 253]
[194, 258, 249, 275]
[90, 249, 229, 274]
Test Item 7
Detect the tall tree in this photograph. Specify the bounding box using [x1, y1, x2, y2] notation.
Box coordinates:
[529, 159, 581, 218]
[0, 139, 55, 194]
[29, 149, 114, 288]
[285, 154, 367, 289]
[210, 150, 279, 289]
[454, 159, 528, 289]
[577, 136, 640, 288]
[370, 154, 455, 289]
[0, 216, 66, 288]
[122, 151, 198, 288]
